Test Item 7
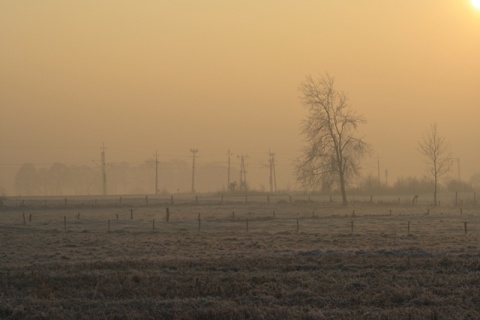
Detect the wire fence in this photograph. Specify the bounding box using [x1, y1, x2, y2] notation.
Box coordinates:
[0, 191, 478, 209]
[2, 197, 480, 239]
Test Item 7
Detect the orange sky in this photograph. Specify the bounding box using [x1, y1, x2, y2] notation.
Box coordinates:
[1, 1, 479, 194]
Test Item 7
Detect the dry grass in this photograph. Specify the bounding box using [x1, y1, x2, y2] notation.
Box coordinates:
[1, 200, 479, 319]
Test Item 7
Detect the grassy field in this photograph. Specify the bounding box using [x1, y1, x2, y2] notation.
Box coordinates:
[1, 198, 479, 319]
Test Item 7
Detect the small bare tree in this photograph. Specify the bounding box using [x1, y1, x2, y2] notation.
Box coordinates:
[418, 123, 452, 206]
[296, 73, 371, 206]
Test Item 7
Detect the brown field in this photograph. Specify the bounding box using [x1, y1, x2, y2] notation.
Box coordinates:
[1, 196, 480, 319]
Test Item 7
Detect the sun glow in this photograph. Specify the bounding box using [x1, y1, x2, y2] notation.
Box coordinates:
[472, 0, 480, 10]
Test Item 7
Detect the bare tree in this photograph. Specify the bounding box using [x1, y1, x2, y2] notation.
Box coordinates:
[418, 123, 452, 206]
[296, 73, 371, 205]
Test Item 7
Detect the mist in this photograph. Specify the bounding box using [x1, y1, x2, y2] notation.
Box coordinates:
[1, 1, 479, 196]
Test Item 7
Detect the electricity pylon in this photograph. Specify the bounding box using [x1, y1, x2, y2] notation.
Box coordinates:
[237, 154, 248, 192]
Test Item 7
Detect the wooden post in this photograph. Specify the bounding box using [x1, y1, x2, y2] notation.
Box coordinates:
[77, 212, 80, 220]
[23, 212, 26, 225]
[464, 222, 467, 235]
[196, 195, 198, 204]
[296, 218, 299, 233]
[408, 221, 410, 235]
[351, 220, 354, 235]
[389, 210, 392, 216]
[370, 195, 373, 203]
[64, 216, 66, 231]
[246, 219, 249, 232]
[352, 210, 355, 217]
[130, 209, 133, 220]
[289, 195, 292, 203]
[166, 207, 170, 222]
[116, 213, 119, 220]
[232, 211, 235, 220]
[460, 208, 463, 215]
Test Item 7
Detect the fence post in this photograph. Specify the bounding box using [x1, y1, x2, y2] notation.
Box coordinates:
[351, 220, 354, 235]
[130, 209, 133, 220]
[23, 212, 26, 225]
[166, 207, 170, 222]
[246, 219, 249, 232]
[464, 222, 468, 235]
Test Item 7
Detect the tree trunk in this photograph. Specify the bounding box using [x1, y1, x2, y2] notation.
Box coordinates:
[339, 171, 348, 206]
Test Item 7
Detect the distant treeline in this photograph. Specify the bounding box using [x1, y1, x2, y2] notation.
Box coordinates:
[11, 161, 479, 197]
[13, 161, 233, 196]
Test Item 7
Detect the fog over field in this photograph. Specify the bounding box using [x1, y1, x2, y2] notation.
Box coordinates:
[1, 1, 480, 195]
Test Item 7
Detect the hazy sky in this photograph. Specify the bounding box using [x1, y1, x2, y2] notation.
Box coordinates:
[1, 1, 480, 194]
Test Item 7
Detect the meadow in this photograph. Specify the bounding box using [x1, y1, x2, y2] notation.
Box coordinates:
[1, 194, 479, 319]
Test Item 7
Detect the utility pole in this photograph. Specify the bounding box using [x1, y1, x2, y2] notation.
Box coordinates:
[268, 150, 277, 192]
[190, 148, 198, 193]
[377, 157, 381, 186]
[101, 143, 107, 196]
[227, 149, 232, 191]
[238, 155, 248, 192]
[154, 150, 159, 195]
[454, 158, 461, 183]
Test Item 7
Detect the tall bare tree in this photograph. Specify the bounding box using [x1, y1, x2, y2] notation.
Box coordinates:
[418, 123, 452, 206]
[296, 73, 371, 205]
